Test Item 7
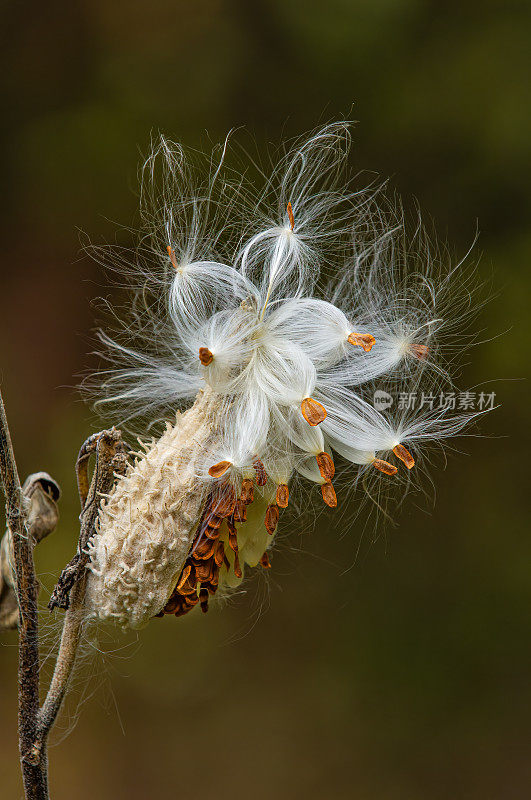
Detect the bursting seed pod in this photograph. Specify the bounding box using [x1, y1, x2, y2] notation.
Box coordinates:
[85, 123, 484, 629]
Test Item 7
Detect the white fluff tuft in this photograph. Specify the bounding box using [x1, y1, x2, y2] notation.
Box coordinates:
[85, 121, 489, 618]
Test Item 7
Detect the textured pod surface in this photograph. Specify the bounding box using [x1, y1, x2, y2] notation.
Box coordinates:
[85, 389, 221, 629]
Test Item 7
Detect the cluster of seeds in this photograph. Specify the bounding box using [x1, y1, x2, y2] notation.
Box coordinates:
[159, 462, 271, 618]
[86, 123, 483, 629]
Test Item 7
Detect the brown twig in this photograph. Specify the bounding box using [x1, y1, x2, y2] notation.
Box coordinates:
[0, 386, 128, 797]
[0, 389, 48, 799]
[31, 429, 128, 766]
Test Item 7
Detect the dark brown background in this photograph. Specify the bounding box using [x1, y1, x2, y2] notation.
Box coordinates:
[1, 1, 530, 798]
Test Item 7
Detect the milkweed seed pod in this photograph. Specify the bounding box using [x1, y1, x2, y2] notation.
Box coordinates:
[85, 123, 485, 629]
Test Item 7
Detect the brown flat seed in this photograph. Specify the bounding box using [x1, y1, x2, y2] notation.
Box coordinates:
[260, 551, 271, 569]
[234, 499, 247, 522]
[193, 538, 211, 557]
[198, 513, 219, 538]
[276, 483, 289, 508]
[316, 451, 335, 481]
[166, 245, 179, 270]
[214, 541, 225, 567]
[162, 596, 180, 614]
[240, 478, 254, 504]
[193, 563, 208, 582]
[194, 538, 218, 560]
[287, 201, 295, 231]
[233, 552, 242, 579]
[372, 459, 398, 476]
[195, 561, 215, 582]
[176, 564, 192, 592]
[265, 504, 280, 535]
[180, 577, 199, 596]
[199, 347, 214, 366]
[409, 343, 429, 360]
[347, 332, 376, 352]
[301, 397, 327, 426]
[211, 485, 237, 517]
[208, 460, 232, 478]
[252, 456, 268, 486]
[393, 444, 415, 469]
[199, 589, 209, 613]
[203, 524, 221, 540]
[321, 482, 337, 507]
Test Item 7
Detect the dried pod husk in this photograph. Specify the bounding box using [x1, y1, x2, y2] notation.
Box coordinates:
[0, 472, 60, 631]
[85, 386, 281, 629]
[85, 389, 223, 629]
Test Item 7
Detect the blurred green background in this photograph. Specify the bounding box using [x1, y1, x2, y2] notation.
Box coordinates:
[1, 1, 530, 798]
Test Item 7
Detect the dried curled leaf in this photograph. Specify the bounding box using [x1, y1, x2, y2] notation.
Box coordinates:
[0, 473, 60, 631]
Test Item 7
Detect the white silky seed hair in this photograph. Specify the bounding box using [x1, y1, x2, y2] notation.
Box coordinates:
[85, 122, 485, 628]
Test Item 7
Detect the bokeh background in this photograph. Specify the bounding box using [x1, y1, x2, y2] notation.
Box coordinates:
[1, 1, 530, 798]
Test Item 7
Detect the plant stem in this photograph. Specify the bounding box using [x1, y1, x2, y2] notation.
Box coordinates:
[32, 574, 87, 766]
[32, 428, 128, 766]
[0, 388, 48, 799]
[1, 389, 127, 795]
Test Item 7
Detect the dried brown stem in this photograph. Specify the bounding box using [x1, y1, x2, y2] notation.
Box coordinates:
[0, 389, 48, 799]
[31, 573, 87, 765]
[0, 387, 126, 797]
[32, 429, 128, 765]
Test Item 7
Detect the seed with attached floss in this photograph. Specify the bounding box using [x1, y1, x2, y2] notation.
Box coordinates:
[199, 347, 214, 366]
[409, 343, 429, 360]
[287, 201, 295, 231]
[276, 484, 289, 508]
[208, 460, 232, 478]
[393, 443, 415, 469]
[240, 478, 254, 505]
[316, 451, 335, 481]
[348, 332, 376, 352]
[166, 244, 179, 270]
[265, 504, 280, 535]
[233, 499, 247, 522]
[301, 397, 327, 426]
[372, 459, 398, 476]
[252, 456, 268, 486]
[321, 482, 337, 507]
